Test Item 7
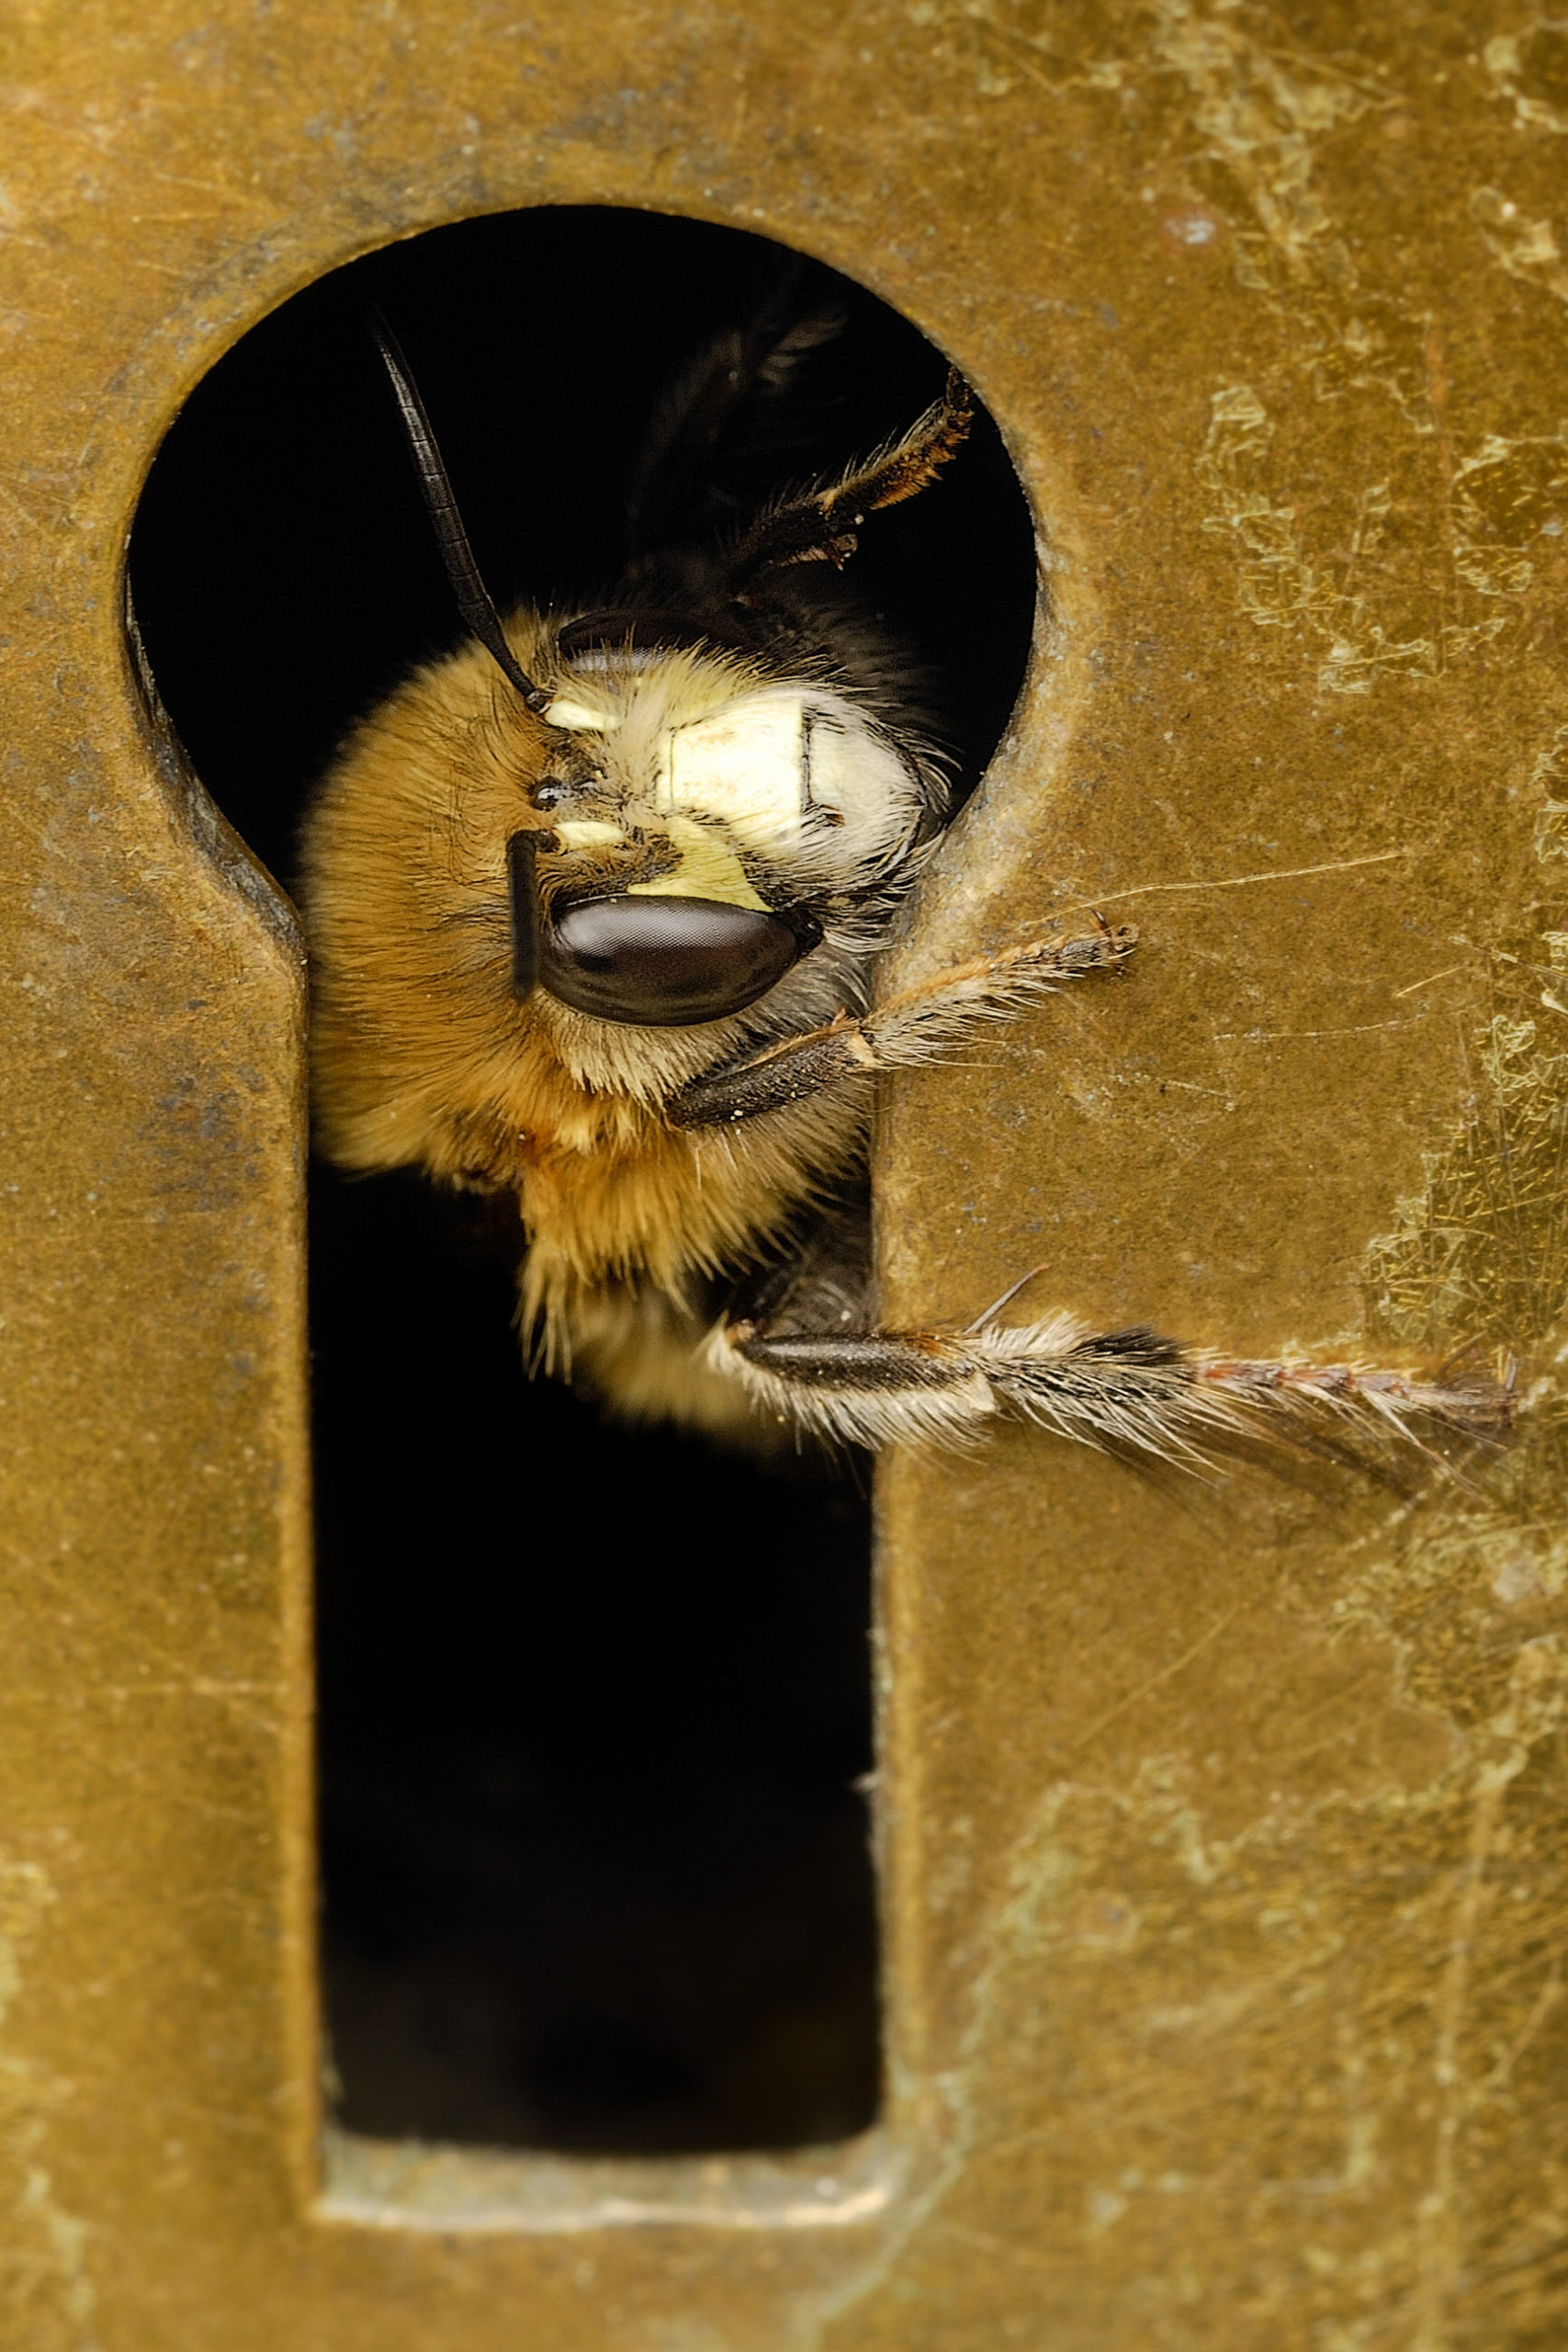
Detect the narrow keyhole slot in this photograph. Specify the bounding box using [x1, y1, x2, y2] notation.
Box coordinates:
[128, 205, 1035, 2154]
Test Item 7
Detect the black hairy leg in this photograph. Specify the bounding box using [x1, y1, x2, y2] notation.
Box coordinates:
[727, 367, 976, 594]
[667, 921, 1138, 1128]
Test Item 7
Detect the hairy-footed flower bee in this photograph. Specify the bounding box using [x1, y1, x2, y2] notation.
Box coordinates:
[299, 297, 1510, 1471]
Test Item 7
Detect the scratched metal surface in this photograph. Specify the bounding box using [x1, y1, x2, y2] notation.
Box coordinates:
[3, 3, 1567, 2346]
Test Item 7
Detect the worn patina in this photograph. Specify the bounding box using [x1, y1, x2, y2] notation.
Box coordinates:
[3, 2, 1567, 2345]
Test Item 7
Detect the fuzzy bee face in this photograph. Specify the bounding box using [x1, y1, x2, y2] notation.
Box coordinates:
[513, 646, 946, 1025]
[538, 665, 934, 891]
[298, 614, 939, 1182]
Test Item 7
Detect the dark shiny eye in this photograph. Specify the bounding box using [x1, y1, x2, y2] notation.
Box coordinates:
[538, 896, 810, 1026]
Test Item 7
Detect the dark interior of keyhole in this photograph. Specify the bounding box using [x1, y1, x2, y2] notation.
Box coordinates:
[129, 207, 1036, 2154]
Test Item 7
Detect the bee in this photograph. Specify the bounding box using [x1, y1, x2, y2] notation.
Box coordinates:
[298, 297, 1510, 1472]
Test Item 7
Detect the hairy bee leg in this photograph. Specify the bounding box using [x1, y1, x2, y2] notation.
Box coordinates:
[669, 922, 1138, 1128]
[728, 366, 976, 592]
[707, 1310, 1516, 1462]
[707, 1314, 1239, 1457]
[1194, 1355, 1516, 1434]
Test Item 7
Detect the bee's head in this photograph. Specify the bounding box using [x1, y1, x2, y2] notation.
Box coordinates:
[505, 615, 942, 1028]
[363, 318, 952, 1035]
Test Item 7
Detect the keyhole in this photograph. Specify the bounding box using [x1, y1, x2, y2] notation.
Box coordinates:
[128, 204, 1036, 2154]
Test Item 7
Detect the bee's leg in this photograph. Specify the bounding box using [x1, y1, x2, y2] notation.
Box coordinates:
[710, 1227, 1514, 1464]
[715, 1210, 1176, 1455]
[668, 922, 1138, 1129]
[728, 367, 976, 592]
[709, 1303, 1214, 1458]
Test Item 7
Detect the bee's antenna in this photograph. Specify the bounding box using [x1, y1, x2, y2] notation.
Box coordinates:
[370, 311, 551, 715]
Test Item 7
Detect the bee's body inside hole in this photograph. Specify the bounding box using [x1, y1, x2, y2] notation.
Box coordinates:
[129, 205, 1036, 2154]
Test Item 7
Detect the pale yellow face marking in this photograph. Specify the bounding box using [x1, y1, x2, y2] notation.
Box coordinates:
[798, 703, 912, 832]
[654, 691, 806, 843]
[552, 818, 626, 852]
[549, 814, 767, 913]
[545, 696, 622, 733]
[626, 816, 768, 910]
[543, 677, 914, 914]
[652, 687, 912, 849]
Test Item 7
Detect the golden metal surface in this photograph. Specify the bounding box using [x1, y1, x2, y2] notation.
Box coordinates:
[4, 2, 1568, 2344]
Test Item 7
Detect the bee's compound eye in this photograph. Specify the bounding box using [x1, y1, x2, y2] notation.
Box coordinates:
[540, 897, 807, 1027]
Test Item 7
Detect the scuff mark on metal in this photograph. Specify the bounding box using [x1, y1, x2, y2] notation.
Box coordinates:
[1197, 383, 1513, 694]
[0, 1861, 98, 2352]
